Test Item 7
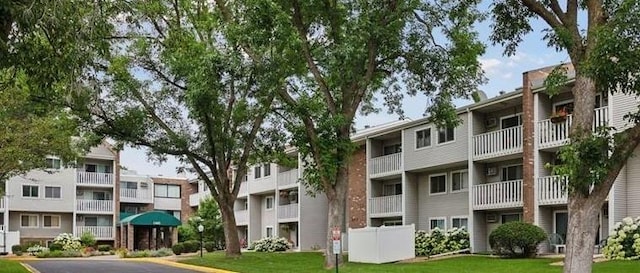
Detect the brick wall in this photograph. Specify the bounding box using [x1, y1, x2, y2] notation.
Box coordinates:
[150, 177, 196, 222]
[348, 145, 367, 228]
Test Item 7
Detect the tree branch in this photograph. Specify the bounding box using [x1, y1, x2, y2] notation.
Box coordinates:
[520, 0, 563, 29]
[549, 0, 566, 22]
[592, 124, 640, 201]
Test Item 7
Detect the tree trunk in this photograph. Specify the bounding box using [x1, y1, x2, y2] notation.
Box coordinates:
[324, 166, 348, 268]
[563, 194, 600, 273]
[219, 200, 241, 257]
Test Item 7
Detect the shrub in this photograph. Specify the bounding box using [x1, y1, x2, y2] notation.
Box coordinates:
[150, 248, 173, 257]
[11, 245, 22, 256]
[415, 228, 470, 257]
[80, 231, 97, 247]
[26, 245, 48, 255]
[49, 243, 63, 252]
[115, 248, 128, 258]
[489, 222, 547, 258]
[183, 240, 201, 253]
[204, 242, 216, 252]
[250, 237, 290, 252]
[83, 247, 95, 255]
[97, 245, 112, 252]
[53, 233, 82, 251]
[603, 217, 640, 260]
[36, 250, 83, 258]
[172, 243, 185, 255]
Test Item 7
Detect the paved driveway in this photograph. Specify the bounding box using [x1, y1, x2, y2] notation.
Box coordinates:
[26, 260, 201, 273]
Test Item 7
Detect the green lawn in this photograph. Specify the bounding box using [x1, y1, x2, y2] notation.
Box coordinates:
[0, 259, 30, 273]
[181, 252, 640, 273]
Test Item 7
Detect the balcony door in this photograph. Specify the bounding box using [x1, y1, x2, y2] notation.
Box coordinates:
[554, 211, 568, 243]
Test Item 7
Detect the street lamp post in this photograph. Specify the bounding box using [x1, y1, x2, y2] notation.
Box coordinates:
[197, 224, 204, 258]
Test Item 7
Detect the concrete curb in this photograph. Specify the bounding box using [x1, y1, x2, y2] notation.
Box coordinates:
[20, 262, 41, 273]
[128, 258, 236, 273]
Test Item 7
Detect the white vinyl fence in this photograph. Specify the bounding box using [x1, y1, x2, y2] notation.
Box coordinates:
[348, 224, 415, 264]
[0, 231, 20, 254]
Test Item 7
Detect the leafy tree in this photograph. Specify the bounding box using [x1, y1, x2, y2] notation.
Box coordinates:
[0, 1, 112, 188]
[71, 0, 280, 257]
[490, 1, 640, 272]
[212, 0, 485, 267]
[193, 198, 225, 249]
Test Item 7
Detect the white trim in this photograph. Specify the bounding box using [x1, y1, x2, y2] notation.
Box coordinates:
[44, 185, 62, 199]
[500, 164, 524, 181]
[428, 173, 447, 196]
[414, 126, 433, 150]
[265, 196, 274, 210]
[436, 126, 456, 145]
[428, 217, 447, 232]
[42, 214, 61, 228]
[20, 213, 39, 228]
[450, 169, 469, 193]
[21, 184, 40, 199]
[499, 112, 523, 129]
[552, 210, 568, 235]
[450, 215, 469, 229]
[500, 213, 523, 224]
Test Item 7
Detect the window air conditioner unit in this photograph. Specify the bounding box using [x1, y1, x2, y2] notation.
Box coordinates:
[485, 117, 497, 128]
[486, 213, 498, 223]
[486, 167, 498, 176]
[77, 215, 84, 221]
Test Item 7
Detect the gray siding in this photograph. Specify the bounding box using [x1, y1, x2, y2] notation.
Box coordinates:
[613, 167, 627, 224]
[404, 114, 469, 171]
[9, 212, 73, 239]
[478, 159, 523, 184]
[248, 195, 262, 242]
[261, 194, 276, 238]
[8, 169, 76, 212]
[611, 93, 637, 130]
[416, 168, 469, 231]
[299, 183, 328, 250]
[537, 207, 554, 252]
[472, 211, 486, 252]
[404, 173, 419, 225]
[627, 150, 640, 216]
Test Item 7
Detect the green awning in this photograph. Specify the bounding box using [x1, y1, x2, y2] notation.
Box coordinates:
[119, 211, 181, 227]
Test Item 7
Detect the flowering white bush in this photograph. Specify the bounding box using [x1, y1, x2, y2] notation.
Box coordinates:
[603, 217, 640, 260]
[26, 245, 48, 255]
[415, 227, 469, 256]
[53, 233, 82, 251]
[250, 237, 290, 252]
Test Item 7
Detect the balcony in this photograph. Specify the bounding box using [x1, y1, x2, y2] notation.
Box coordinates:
[472, 180, 523, 210]
[120, 188, 152, 203]
[278, 203, 299, 221]
[189, 190, 211, 207]
[369, 194, 402, 217]
[538, 107, 609, 149]
[472, 126, 523, 160]
[538, 175, 568, 205]
[76, 200, 113, 213]
[236, 210, 248, 224]
[278, 169, 299, 188]
[370, 153, 402, 177]
[75, 226, 113, 240]
[76, 171, 114, 187]
[238, 182, 248, 197]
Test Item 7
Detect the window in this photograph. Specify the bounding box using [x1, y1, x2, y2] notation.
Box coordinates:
[45, 186, 61, 199]
[85, 164, 97, 172]
[383, 144, 402, 155]
[102, 164, 113, 174]
[437, 127, 455, 144]
[502, 165, 523, 181]
[451, 171, 468, 192]
[93, 191, 111, 200]
[123, 206, 139, 214]
[84, 216, 98, 226]
[429, 218, 446, 231]
[266, 226, 274, 237]
[416, 128, 431, 149]
[21, 214, 38, 228]
[263, 164, 271, 177]
[43, 215, 61, 228]
[452, 217, 468, 229]
[383, 220, 403, 226]
[266, 196, 274, 210]
[554, 100, 574, 115]
[22, 185, 39, 198]
[121, 181, 138, 189]
[254, 166, 262, 179]
[45, 158, 61, 169]
[383, 183, 402, 196]
[501, 213, 522, 224]
[501, 114, 523, 129]
[154, 184, 180, 198]
[429, 174, 447, 195]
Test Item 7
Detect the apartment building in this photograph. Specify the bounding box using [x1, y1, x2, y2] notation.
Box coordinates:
[190, 150, 330, 250]
[1, 142, 192, 249]
[361, 65, 639, 253]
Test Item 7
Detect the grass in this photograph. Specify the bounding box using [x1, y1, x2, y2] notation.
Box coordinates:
[181, 252, 640, 273]
[0, 259, 30, 273]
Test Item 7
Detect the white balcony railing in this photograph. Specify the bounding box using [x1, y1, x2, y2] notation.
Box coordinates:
[75, 226, 113, 239]
[76, 171, 114, 186]
[278, 203, 299, 220]
[473, 126, 523, 160]
[538, 107, 609, 149]
[538, 175, 568, 205]
[119, 188, 152, 203]
[473, 180, 523, 210]
[278, 169, 299, 187]
[370, 153, 402, 176]
[369, 194, 402, 216]
[76, 200, 113, 213]
[236, 210, 248, 224]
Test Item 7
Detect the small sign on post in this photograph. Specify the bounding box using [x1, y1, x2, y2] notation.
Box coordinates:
[332, 226, 341, 273]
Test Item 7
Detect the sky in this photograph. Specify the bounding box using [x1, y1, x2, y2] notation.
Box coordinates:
[120, 3, 570, 177]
